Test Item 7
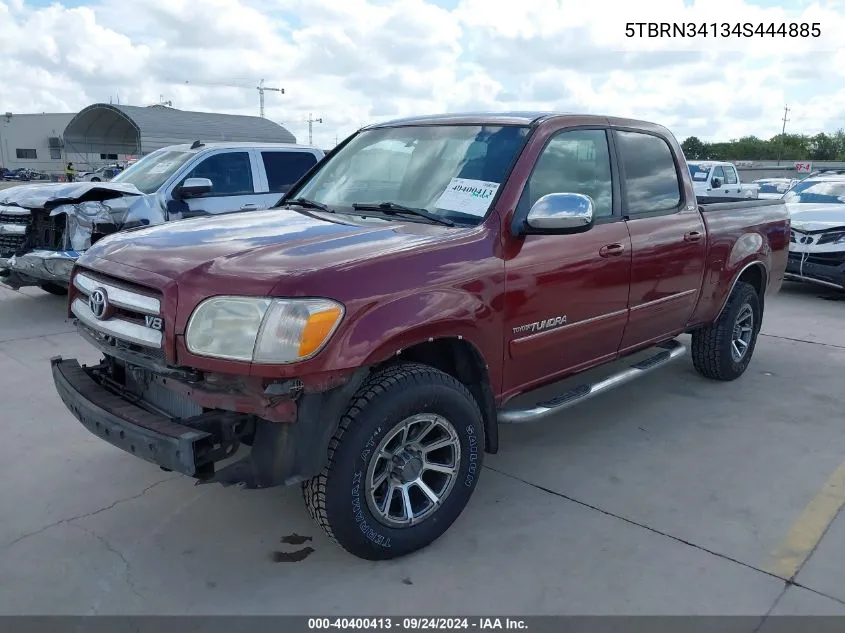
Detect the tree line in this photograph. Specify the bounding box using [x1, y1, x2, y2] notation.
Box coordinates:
[681, 130, 845, 162]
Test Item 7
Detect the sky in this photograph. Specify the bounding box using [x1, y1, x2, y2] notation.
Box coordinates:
[2, 0, 844, 148]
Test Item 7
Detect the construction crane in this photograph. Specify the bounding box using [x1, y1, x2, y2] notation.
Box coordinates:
[307, 113, 323, 145]
[166, 78, 284, 118]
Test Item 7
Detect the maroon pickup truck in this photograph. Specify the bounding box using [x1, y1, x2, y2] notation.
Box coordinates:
[50, 112, 789, 560]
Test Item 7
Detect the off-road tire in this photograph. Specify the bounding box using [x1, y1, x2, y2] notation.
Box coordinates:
[691, 281, 761, 381]
[302, 362, 484, 560]
[39, 283, 68, 296]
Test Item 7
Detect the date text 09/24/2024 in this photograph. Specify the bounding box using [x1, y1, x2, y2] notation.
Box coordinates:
[308, 618, 528, 630]
[625, 22, 821, 38]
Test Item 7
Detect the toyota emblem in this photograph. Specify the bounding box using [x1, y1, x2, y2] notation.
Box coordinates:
[89, 288, 109, 320]
[800, 236, 814, 244]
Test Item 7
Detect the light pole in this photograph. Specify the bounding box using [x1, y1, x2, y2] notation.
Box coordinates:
[307, 113, 323, 145]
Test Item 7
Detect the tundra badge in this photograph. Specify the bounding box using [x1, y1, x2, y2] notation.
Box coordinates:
[513, 315, 567, 335]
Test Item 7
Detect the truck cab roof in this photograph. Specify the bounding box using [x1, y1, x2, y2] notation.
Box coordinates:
[367, 111, 665, 130]
[163, 141, 323, 153]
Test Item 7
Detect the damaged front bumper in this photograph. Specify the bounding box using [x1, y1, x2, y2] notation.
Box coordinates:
[51, 357, 221, 476]
[785, 251, 845, 291]
[0, 250, 78, 289]
[51, 353, 370, 488]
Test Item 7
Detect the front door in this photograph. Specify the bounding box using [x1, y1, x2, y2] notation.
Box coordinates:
[613, 129, 707, 352]
[178, 150, 262, 215]
[503, 127, 632, 396]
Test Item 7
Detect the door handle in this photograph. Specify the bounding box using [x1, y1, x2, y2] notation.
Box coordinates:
[684, 231, 703, 242]
[599, 243, 625, 257]
[240, 203, 259, 210]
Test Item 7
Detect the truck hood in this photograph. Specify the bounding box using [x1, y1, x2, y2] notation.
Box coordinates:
[81, 208, 450, 286]
[785, 203, 845, 232]
[0, 181, 143, 209]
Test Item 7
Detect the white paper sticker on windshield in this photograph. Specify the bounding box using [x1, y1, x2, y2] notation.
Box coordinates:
[146, 161, 176, 175]
[692, 172, 709, 181]
[435, 178, 500, 216]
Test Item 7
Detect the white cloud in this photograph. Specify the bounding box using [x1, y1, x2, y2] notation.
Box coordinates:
[0, 0, 843, 147]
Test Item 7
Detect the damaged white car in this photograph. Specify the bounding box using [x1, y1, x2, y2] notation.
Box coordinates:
[0, 140, 324, 293]
[784, 174, 845, 291]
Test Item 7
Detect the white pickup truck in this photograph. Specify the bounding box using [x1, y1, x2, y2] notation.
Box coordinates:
[0, 141, 324, 293]
[687, 161, 759, 199]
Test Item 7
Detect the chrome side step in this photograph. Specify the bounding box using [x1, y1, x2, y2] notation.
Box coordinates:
[497, 340, 686, 424]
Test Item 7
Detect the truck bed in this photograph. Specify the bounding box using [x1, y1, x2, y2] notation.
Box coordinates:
[688, 196, 790, 327]
[697, 197, 784, 209]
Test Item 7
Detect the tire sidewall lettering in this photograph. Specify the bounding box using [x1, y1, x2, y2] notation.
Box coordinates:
[350, 469, 392, 549]
[465, 425, 479, 487]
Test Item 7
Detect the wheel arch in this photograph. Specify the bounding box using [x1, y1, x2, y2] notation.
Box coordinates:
[373, 336, 499, 455]
[716, 260, 768, 322]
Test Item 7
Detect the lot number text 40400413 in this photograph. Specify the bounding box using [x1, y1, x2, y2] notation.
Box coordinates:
[625, 22, 821, 38]
[308, 618, 528, 631]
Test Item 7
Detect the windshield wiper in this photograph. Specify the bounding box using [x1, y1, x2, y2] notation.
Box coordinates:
[351, 202, 454, 226]
[285, 197, 332, 212]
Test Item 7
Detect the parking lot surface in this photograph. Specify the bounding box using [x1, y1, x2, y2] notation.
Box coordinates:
[1, 281, 844, 619]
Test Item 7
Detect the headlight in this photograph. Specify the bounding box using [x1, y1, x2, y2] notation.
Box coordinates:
[185, 296, 344, 363]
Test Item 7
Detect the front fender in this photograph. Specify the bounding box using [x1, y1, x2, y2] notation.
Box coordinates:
[331, 289, 499, 369]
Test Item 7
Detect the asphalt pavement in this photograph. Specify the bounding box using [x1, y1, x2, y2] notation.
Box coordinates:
[1, 280, 844, 621]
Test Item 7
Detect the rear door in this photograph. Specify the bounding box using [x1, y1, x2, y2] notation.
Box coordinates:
[613, 128, 707, 353]
[502, 126, 632, 395]
[254, 149, 322, 209]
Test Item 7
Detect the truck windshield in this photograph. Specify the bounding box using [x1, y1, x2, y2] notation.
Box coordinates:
[289, 124, 531, 225]
[111, 149, 195, 194]
[687, 163, 711, 182]
[782, 180, 845, 204]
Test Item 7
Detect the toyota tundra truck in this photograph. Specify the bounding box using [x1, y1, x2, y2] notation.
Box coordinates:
[50, 112, 790, 560]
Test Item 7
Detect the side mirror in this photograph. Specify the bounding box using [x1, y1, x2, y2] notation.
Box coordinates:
[176, 177, 213, 199]
[524, 193, 594, 233]
[711, 177, 722, 189]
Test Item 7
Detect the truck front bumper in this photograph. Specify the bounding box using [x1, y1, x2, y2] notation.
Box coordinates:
[0, 250, 78, 289]
[51, 356, 217, 477]
[785, 252, 845, 291]
[51, 355, 372, 488]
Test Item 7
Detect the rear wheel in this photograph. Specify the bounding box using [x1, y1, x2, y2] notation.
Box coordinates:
[39, 283, 68, 296]
[691, 281, 761, 381]
[302, 363, 484, 560]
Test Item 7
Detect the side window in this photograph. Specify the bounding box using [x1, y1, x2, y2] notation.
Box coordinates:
[262, 151, 319, 193]
[616, 131, 682, 214]
[724, 166, 738, 184]
[712, 166, 726, 181]
[524, 129, 613, 218]
[183, 152, 254, 196]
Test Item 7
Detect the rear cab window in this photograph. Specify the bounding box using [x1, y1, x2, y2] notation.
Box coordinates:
[615, 130, 682, 215]
[262, 151, 319, 193]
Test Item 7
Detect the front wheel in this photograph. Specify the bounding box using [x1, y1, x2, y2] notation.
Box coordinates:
[691, 281, 761, 381]
[302, 363, 484, 560]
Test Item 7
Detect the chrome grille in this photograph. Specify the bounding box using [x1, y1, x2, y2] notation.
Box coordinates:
[72, 271, 164, 349]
